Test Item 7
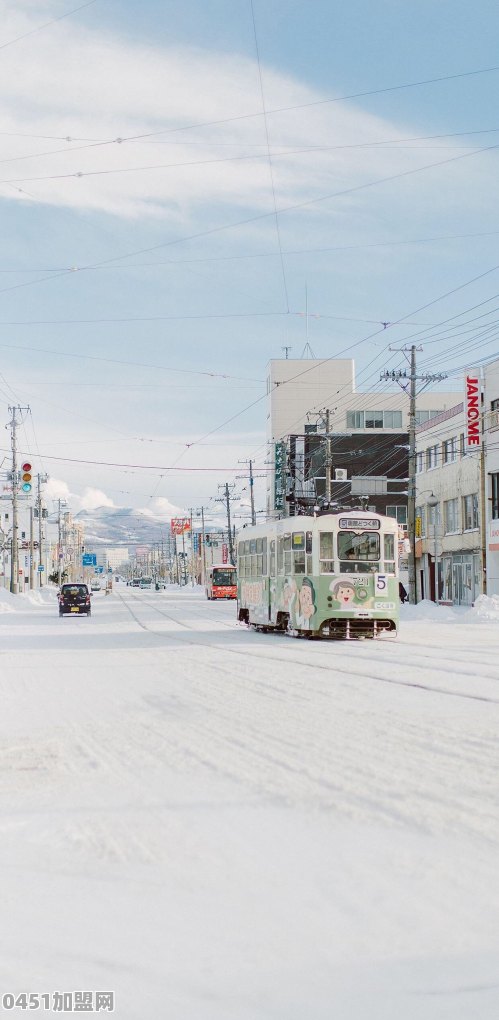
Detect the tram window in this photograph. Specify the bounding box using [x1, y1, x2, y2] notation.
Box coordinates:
[256, 554, 263, 574]
[277, 538, 284, 575]
[251, 554, 258, 575]
[269, 539, 275, 576]
[238, 542, 244, 556]
[294, 551, 305, 573]
[262, 538, 268, 575]
[292, 532, 305, 548]
[306, 531, 313, 554]
[284, 550, 292, 573]
[319, 532, 334, 573]
[249, 539, 257, 554]
[256, 538, 263, 554]
[338, 532, 380, 561]
[384, 534, 395, 573]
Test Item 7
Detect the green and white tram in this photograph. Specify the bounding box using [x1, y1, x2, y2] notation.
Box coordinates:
[237, 510, 399, 639]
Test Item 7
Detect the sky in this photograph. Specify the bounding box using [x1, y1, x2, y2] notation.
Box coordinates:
[1, 0, 499, 526]
[1, 586, 499, 1018]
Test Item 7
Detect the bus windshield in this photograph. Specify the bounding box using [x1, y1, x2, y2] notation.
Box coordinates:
[212, 568, 236, 585]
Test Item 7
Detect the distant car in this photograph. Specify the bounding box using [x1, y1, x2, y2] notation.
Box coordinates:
[132, 579, 141, 587]
[59, 583, 91, 617]
[90, 580, 101, 592]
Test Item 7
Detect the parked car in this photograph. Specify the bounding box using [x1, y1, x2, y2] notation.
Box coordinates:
[59, 583, 91, 617]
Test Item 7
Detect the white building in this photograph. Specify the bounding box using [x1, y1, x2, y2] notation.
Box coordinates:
[415, 403, 482, 605]
[484, 360, 499, 596]
[94, 548, 129, 573]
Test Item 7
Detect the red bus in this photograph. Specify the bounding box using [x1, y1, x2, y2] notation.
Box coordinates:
[206, 564, 237, 600]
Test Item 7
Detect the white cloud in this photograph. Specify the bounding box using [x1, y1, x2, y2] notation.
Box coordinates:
[0, 1, 496, 225]
[77, 487, 115, 511]
[138, 496, 184, 519]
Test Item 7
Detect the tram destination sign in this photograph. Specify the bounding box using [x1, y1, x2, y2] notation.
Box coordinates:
[339, 517, 380, 530]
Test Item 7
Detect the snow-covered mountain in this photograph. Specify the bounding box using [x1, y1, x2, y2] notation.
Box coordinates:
[75, 506, 172, 550]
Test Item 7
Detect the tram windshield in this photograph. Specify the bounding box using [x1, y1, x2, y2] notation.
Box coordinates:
[212, 567, 236, 585]
[338, 531, 380, 572]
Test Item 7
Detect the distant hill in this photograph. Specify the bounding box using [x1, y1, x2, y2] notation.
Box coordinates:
[75, 506, 172, 551]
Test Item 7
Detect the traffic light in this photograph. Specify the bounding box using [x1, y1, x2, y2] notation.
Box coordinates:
[21, 462, 32, 493]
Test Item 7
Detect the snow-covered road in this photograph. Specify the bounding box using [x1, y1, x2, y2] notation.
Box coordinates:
[1, 585, 499, 1019]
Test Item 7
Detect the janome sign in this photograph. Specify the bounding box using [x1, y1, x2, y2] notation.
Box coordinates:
[464, 370, 481, 448]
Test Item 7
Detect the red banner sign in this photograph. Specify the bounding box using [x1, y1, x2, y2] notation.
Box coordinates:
[465, 371, 481, 448]
[170, 518, 191, 535]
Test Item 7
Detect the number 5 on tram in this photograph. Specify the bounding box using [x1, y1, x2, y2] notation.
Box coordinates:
[236, 511, 400, 639]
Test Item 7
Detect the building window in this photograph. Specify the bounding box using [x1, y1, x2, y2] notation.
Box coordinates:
[415, 409, 440, 425]
[386, 505, 407, 525]
[444, 498, 459, 534]
[491, 398, 499, 411]
[491, 473, 499, 519]
[383, 410, 403, 428]
[462, 494, 479, 530]
[442, 436, 457, 464]
[365, 410, 384, 428]
[347, 411, 364, 428]
[426, 444, 439, 470]
[346, 409, 403, 429]
[416, 451, 424, 473]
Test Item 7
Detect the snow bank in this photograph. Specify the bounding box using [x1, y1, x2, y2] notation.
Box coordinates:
[0, 586, 56, 612]
[462, 593, 499, 622]
[400, 598, 457, 621]
[0, 587, 16, 613]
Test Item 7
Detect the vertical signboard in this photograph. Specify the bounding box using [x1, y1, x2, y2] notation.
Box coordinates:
[274, 441, 286, 514]
[464, 370, 481, 448]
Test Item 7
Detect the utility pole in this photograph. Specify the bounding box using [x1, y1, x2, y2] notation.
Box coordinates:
[189, 509, 194, 586]
[237, 459, 266, 526]
[217, 483, 236, 564]
[36, 475, 46, 586]
[8, 405, 29, 594]
[56, 498, 68, 587]
[324, 408, 332, 505]
[29, 506, 35, 589]
[382, 348, 447, 605]
[307, 407, 333, 505]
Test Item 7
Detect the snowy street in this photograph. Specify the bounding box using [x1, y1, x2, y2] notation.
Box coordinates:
[1, 585, 499, 1019]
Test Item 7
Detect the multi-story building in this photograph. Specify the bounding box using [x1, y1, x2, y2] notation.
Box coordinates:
[484, 360, 499, 597]
[267, 357, 459, 519]
[415, 403, 482, 605]
[413, 358, 499, 604]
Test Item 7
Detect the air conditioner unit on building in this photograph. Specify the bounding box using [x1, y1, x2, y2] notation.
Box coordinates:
[334, 468, 348, 481]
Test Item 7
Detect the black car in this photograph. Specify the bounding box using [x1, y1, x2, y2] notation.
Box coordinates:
[58, 583, 91, 616]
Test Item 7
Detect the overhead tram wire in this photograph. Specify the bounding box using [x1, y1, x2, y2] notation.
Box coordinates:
[96, 61, 499, 146]
[0, 0, 100, 53]
[3, 134, 499, 193]
[2, 137, 499, 303]
[250, 0, 289, 312]
[7, 222, 499, 276]
[3, 61, 496, 169]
